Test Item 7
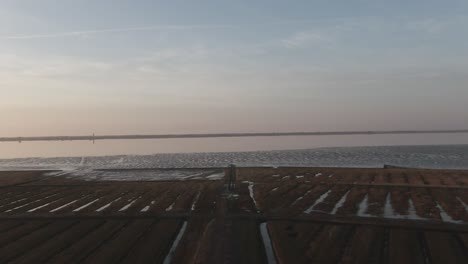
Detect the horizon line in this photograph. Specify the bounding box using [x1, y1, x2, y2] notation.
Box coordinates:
[1, 129, 468, 142]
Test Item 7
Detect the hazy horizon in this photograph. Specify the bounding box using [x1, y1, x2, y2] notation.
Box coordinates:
[1, 1, 468, 137]
[2, 133, 468, 159]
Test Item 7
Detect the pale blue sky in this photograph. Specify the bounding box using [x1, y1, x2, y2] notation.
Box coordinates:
[1, 0, 468, 136]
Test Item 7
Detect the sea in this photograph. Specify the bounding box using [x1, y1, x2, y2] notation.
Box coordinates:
[0, 133, 467, 170]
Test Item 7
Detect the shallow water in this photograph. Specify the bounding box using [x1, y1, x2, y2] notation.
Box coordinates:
[1, 133, 467, 159]
[1, 144, 468, 170]
[1, 133, 468, 170]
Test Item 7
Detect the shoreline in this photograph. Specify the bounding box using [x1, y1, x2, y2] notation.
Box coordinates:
[2, 129, 468, 143]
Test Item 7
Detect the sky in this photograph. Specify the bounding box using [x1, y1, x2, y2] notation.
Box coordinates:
[1, 0, 468, 137]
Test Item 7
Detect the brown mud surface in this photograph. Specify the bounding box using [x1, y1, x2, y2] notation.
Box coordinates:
[0, 167, 467, 263]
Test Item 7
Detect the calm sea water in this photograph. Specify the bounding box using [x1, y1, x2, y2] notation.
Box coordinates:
[0, 133, 467, 159]
[0, 133, 468, 170]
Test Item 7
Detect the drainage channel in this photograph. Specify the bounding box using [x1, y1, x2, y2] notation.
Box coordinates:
[260, 222, 277, 264]
[163, 221, 188, 264]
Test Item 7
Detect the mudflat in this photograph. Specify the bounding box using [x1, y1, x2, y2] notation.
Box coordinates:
[0, 167, 467, 263]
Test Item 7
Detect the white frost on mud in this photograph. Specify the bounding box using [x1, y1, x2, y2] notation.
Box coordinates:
[50, 199, 80, 212]
[27, 202, 52, 212]
[260, 222, 277, 264]
[407, 199, 425, 220]
[436, 202, 463, 224]
[315, 173, 322, 177]
[0, 192, 30, 203]
[330, 190, 350, 215]
[119, 197, 140, 211]
[141, 201, 155, 212]
[304, 190, 331, 214]
[357, 194, 373, 217]
[96, 197, 122, 212]
[356, 194, 426, 220]
[246, 181, 259, 212]
[357, 194, 425, 220]
[44, 169, 225, 182]
[206, 172, 224, 180]
[5, 193, 59, 213]
[28, 198, 63, 212]
[383, 193, 404, 219]
[165, 202, 176, 212]
[44, 171, 74, 177]
[73, 198, 99, 212]
[271, 187, 279, 192]
[191, 191, 201, 211]
[1, 197, 27, 208]
[166, 195, 180, 212]
[383, 194, 427, 220]
[456, 197, 468, 212]
[292, 189, 312, 205]
[163, 221, 188, 264]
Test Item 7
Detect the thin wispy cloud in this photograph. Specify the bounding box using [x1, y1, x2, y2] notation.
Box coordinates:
[281, 31, 331, 48]
[404, 16, 468, 34]
[0, 24, 235, 40]
[0, 18, 363, 41]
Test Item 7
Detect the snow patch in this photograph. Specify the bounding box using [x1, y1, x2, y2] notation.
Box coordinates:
[165, 203, 175, 211]
[96, 197, 122, 212]
[206, 172, 224, 180]
[292, 189, 312, 205]
[28, 198, 62, 212]
[1, 198, 27, 207]
[50, 199, 80, 212]
[191, 191, 201, 211]
[436, 202, 463, 224]
[5, 193, 59, 213]
[304, 190, 331, 214]
[357, 194, 372, 217]
[165, 195, 182, 212]
[119, 197, 140, 211]
[73, 198, 99, 212]
[407, 199, 425, 220]
[141, 201, 155, 212]
[456, 197, 468, 212]
[247, 181, 259, 212]
[330, 190, 350, 215]
[383, 193, 404, 219]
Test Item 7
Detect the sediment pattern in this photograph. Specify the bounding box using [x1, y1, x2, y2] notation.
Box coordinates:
[0, 167, 467, 263]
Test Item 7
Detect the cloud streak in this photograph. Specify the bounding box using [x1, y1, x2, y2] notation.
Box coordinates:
[0, 24, 234, 40]
[281, 31, 331, 48]
[0, 18, 373, 41]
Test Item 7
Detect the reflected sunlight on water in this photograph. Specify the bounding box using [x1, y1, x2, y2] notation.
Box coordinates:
[0, 133, 467, 159]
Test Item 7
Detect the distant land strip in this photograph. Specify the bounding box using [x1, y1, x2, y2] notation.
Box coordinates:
[1, 130, 468, 142]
